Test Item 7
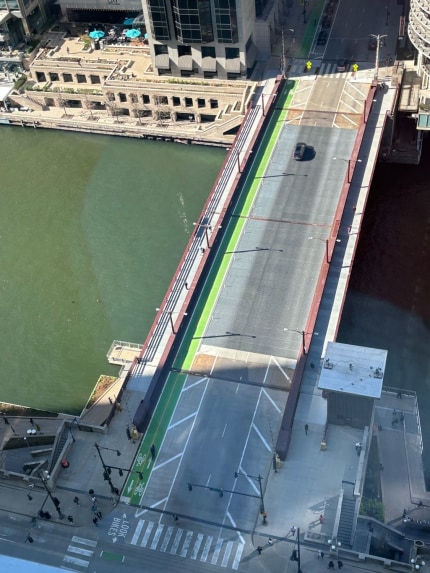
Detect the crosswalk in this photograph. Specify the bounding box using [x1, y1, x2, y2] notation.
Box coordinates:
[288, 61, 379, 81]
[129, 519, 244, 570]
[62, 535, 97, 570]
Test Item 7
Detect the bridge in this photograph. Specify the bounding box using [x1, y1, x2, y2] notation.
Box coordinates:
[97, 0, 414, 564]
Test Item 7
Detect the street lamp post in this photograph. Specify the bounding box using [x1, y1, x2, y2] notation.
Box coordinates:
[234, 470, 266, 522]
[193, 221, 213, 248]
[333, 157, 362, 183]
[309, 235, 341, 264]
[94, 443, 121, 494]
[284, 328, 318, 355]
[38, 471, 65, 519]
[369, 34, 387, 80]
[155, 308, 188, 334]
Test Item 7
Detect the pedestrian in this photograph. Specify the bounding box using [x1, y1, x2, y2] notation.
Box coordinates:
[91, 504, 97, 513]
[328, 561, 335, 569]
[319, 514, 324, 524]
[3, 416, 9, 425]
[26, 534, 34, 543]
[318, 550, 325, 559]
[290, 525, 296, 536]
[268, 538, 273, 545]
[27, 493, 33, 501]
[93, 516, 98, 526]
[73, 496, 80, 506]
[201, 247, 205, 254]
[67, 515, 74, 523]
[185, 282, 189, 290]
[126, 426, 132, 440]
[66, 47, 69, 54]
[305, 423, 309, 435]
[29, 418, 34, 426]
[403, 508, 407, 518]
[150, 444, 156, 459]
[109, 397, 113, 404]
[91, 495, 97, 503]
[257, 546, 263, 554]
[397, 390, 402, 399]
[173, 514, 178, 522]
[338, 560, 343, 569]
[110, 497, 117, 506]
[96, 511, 102, 519]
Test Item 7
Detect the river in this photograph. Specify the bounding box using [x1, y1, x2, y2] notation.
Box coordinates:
[0, 127, 225, 413]
[338, 139, 430, 480]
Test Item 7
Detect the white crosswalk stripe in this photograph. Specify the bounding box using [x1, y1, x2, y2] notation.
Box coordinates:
[62, 536, 97, 570]
[129, 519, 244, 570]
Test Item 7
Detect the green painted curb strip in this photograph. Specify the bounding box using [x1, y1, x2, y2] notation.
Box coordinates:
[125, 80, 297, 505]
[297, 0, 326, 59]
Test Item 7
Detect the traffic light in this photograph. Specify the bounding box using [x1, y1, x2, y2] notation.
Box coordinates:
[187, 483, 192, 491]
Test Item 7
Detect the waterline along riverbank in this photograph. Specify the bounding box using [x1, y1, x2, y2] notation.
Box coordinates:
[0, 127, 225, 414]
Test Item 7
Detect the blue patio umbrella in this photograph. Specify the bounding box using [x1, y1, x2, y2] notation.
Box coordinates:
[89, 30, 105, 40]
[125, 28, 141, 39]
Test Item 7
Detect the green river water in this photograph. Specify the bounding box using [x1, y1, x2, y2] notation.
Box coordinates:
[0, 127, 225, 413]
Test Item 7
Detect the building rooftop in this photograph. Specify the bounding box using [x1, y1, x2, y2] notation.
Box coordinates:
[318, 342, 387, 398]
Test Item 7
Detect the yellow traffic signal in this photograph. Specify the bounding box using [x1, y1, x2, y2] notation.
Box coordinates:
[352, 63, 359, 72]
[306, 61, 312, 70]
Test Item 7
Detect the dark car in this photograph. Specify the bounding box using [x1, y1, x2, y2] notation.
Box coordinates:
[293, 142, 307, 161]
[336, 59, 347, 72]
[317, 31, 328, 45]
[322, 16, 331, 28]
[368, 35, 377, 50]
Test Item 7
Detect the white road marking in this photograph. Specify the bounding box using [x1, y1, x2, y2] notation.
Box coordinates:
[71, 536, 97, 547]
[150, 524, 164, 550]
[206, 474, 211, 486]
[262, 388, 281, 413]
[180, 530, 193, 557]
[130, 520, 144, 545]
[160, 526, 173, 552]
[211, 538, 223, 564]
[168, 411, 198, 430]
[183, 377, 207, 391]
[153, 453, 182, 470]
[140, 521, 154, 547]
[232, 543, 244, 570]
[238, 465, 259, 495]
[200, 536, 213, 562]
[271, 356, 291, 381]
[170, 528, 183, 554]
[66, 546, 93, 557]
[252, 423, 272, 451]
[221, 541, 233, 567]
[191, 533, 204, 560]
[63, 555, 89, 567]
[222, 423, 228, 437]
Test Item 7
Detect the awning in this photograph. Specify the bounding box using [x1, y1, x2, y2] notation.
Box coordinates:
[0, 82, 14, 102]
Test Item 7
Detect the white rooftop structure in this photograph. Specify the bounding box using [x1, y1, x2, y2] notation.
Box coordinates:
[318, 342, 387, 399]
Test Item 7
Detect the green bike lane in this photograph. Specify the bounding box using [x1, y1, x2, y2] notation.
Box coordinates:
[123, 80, 297, 506]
